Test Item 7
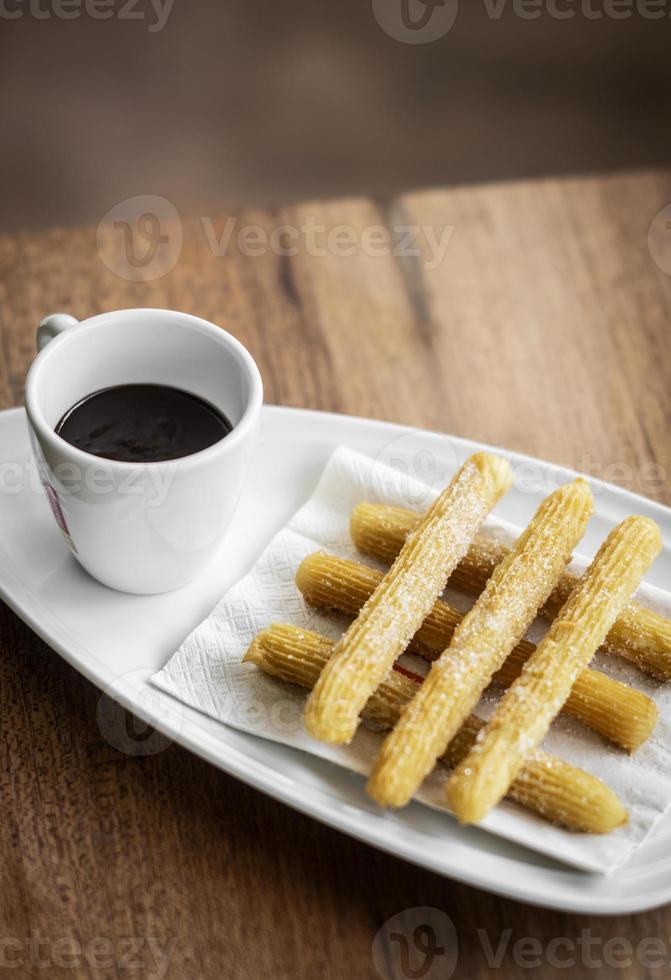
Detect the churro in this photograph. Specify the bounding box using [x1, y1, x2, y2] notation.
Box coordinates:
[351, 501, 671, 680]
[448, 516, 661, 824]
[303, 453, 512, 744]
[245, 624, 627, 833]
[296, 552, 658, 751]
[367, 479, 594, 808]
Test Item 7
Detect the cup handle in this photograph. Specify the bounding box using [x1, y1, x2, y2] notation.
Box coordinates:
[37, 314, 79, 352]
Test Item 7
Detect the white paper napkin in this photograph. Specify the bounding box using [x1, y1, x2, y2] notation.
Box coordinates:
[152, 447, 671, 873]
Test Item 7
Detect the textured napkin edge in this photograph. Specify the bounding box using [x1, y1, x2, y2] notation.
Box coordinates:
[151, 445, 671, 875]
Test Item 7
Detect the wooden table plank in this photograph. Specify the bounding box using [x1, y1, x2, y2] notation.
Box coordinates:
[0, 170, 670, 979]
[399, 171, 671, 502]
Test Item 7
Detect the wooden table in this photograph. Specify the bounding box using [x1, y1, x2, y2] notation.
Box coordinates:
[1, 171, 670, 979]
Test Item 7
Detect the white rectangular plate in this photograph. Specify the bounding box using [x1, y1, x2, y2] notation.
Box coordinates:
[2, 404, 671, 915]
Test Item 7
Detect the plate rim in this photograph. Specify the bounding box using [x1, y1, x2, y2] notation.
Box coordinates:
[2, 403, 671, 915]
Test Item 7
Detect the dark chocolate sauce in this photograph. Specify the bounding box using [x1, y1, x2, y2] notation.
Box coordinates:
[55, 384, 232, 462]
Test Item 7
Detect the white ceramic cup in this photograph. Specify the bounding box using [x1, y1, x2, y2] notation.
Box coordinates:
[25, 308, 263, 594]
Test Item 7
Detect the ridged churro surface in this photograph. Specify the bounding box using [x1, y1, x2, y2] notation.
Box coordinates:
[351, 501, 671, 680]
[303, 453, 512, 744]
[245, 623, 627, 833]
[447, 515, 661, 824]
[367, 479, 594, 808]
[296, 551, 658, 751]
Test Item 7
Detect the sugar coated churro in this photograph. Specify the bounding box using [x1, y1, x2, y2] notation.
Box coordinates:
[351, 501, 671, 680]
[303, 453, 513, 744]
[245, 624, 627, 833]
[367, 478, 594, 808]
[296, 552, 658, 751]
[447, 515, 661, 824]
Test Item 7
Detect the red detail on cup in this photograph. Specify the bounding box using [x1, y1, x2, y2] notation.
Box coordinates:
[44, 481, 69, 536]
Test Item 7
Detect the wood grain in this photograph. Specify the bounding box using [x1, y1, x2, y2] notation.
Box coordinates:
[0, 170, 670, 978]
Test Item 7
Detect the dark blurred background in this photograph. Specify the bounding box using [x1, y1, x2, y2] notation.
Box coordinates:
[1, 0, 669, 232]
